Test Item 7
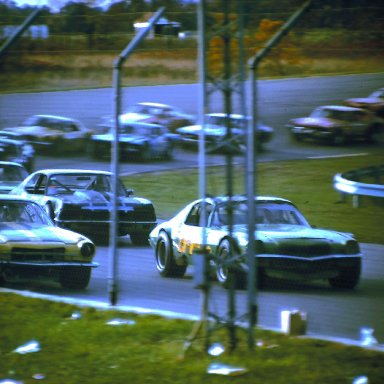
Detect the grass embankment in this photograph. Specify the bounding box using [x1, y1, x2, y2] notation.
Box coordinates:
[1, 52, 383, 93]
[123, 153, 384, 244]
[1, 292, 383, 384]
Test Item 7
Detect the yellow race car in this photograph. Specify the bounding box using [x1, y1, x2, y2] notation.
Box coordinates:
[0, 195, 97, 289]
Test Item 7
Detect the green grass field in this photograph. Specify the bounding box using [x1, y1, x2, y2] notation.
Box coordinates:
[1, 291, 383, 384]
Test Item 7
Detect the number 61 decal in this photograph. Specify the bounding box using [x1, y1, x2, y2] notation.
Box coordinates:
[178, 239, 211, 255]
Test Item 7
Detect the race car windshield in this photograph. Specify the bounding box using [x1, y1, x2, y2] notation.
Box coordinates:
[0, 201, 51, 225]
[48, 174, 127, 196]
[216, 201, 309, 226]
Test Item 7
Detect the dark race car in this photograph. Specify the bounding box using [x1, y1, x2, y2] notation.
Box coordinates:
[149, 195, 362, 290]
[286, 105, 384, 145]
[0, 131, 35, 172]
[0, 161, 29, 194]
[10, 169, 157, 245]
[0, 195, 97, 289]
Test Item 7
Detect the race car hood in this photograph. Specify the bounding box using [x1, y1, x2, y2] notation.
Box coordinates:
[59, 190, 152, 207]
[289, 117, 337, 129]
[233, 224, 353, 243]
[92, 133, 149, 145]
[5, 125, 62, 137]
[345, 97, 384, 105]
[177, 124, 242, 136]
[0, 222, 84, 243]
[119, 113, 151, 124]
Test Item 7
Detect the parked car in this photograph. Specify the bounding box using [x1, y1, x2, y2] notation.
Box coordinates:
[344, 88, 384, 117]
[100, 102, 195, 133]
[0, 161, 29, 194]
[149, 195, 362, 290]
[0, 131, 35, 172]
[3, 114, 93, 155]
[89, 121, 175, 161]
[176, 113, 274, 153]
[0, 195, 97, 289]
[286, 105, 384, 145]
[10, 169, 157, 245]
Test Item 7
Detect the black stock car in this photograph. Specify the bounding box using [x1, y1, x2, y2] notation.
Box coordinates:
[10, 169, 157, 244]
[0, 195, 97, 289]
[149, 195, 362, 290]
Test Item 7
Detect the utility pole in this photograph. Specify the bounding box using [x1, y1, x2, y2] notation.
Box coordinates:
[109, 7, 165, 306]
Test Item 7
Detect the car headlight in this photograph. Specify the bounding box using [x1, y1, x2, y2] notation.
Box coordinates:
[79, 241, 96, 258]
[345, 240, 360, 254]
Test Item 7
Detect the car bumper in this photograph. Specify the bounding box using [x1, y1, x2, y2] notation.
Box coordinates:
[289, 125, 334, 139]
[255, 254, 361, 280]
[0, 260, 98, 268]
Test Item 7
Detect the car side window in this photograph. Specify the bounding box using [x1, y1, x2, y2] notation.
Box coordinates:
[185, 203, 213, 227]
[35, 175, 48, 194]
[24, 174, 42, 193]
[185, 204, 201, 226]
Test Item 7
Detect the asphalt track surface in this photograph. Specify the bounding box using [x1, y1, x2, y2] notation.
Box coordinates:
[1, 73, 383, 347]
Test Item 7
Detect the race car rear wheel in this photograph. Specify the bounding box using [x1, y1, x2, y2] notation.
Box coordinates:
[155, 232, 187, 277]
[59, 267, 91, 289]
[328, 258, 361, 289]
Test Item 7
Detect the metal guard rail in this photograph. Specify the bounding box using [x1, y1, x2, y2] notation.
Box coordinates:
[333, 164, 384, 207]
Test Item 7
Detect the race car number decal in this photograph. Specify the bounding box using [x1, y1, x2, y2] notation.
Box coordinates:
[178, 239, 211, 255]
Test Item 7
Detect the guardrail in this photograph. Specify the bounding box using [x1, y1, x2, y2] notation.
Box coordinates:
[333, 164, 384, 207]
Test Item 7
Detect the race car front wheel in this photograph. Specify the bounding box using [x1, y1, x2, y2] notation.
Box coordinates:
[328, 258, 361, 289]
[59, 267, 91, 289]
[216, 239, 246, 289]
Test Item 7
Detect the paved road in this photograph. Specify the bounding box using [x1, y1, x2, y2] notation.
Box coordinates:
[3, 241, 384, 345]
[1, 73, 384, 176]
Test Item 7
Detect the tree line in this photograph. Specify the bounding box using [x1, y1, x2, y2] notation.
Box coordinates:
[1, 0, 383, 36]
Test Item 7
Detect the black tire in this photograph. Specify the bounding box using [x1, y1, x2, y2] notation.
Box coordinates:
[332, 131, 346, 146]
[328, 258, 361, 289]
[140, 143, 152, 162]
[163, 142, 173, 160]
[155, 232, 187, 277]
[130, 232, 150, 246]
[59, 267, 91, 289]
[216, 239, 246, 289]
[290, 130, 303, 142]
[90, 142, 105, 160]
